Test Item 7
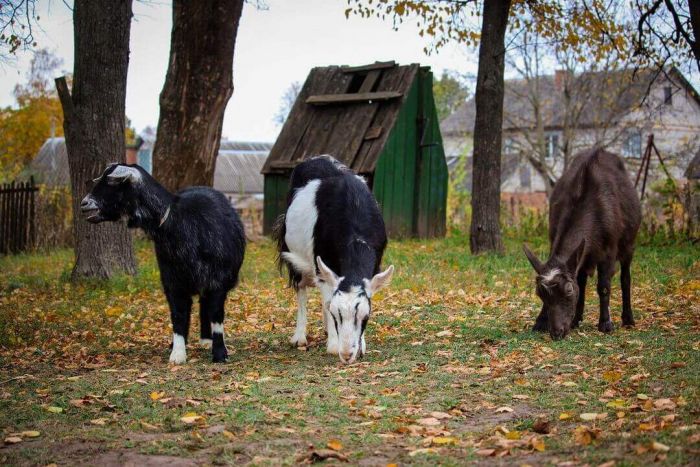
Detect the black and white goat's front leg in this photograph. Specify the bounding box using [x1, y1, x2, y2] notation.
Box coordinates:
[199, 303, 212, 348]
[201, 290, 229, 363]
[290, 287, 308, 347]
[166, 289, 192, 364]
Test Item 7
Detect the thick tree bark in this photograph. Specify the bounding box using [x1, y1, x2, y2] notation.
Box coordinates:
[469, 0, 511, 254]
[152, 0, 244, 191]
[56, 0, 136, 280]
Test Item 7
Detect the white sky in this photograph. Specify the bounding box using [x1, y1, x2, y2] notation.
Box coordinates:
[0, 0, 478, 143]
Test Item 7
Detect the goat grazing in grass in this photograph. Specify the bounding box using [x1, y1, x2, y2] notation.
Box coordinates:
[81, 164, 246, 363]
[275, 156, 394, 364]
[523, 148, 641, 340]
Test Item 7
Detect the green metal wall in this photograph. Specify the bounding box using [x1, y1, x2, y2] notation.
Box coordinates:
[262, 68, 447, 239]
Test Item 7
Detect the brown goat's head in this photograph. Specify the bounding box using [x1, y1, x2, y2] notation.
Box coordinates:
[523, 242, 585, 340]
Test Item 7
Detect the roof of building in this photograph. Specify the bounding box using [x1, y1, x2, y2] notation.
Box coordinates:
[261, 61, 422, 175]
[441, 67, 700, 136]
[30, 138, 272, 194]
[214, 141, 272, 193]
[31, 137, 70, 187]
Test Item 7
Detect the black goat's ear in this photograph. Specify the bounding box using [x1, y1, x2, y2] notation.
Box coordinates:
[567, 239, 586, 276]
[523, 244, 544, 274]
[105, 165, 142, 185]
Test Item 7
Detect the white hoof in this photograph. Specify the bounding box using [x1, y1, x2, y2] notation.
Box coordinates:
[169, 348, 187, 364]
[169, 333, 187, 364]
[290, 333, 308, 347]
[199, 338, 213, 348]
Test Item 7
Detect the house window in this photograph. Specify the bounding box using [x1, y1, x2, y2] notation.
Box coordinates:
[664, 86, 673, 106]
[519, 165, 531, 190]
[503, 137, 516, 154]
[622, 130, 642, 158]
[545, 133, 559, 162]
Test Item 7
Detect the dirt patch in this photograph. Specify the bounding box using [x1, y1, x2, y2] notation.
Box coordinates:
[455, 404, 538, 434]
[77, 451, 200, 467]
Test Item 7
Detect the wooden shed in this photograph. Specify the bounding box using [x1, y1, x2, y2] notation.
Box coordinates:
[261, 61, 448, 238]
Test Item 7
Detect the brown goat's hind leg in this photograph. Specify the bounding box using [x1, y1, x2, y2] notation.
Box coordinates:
[597, 261, 615, 333]
[572, 272, 587, 328]
[620, 259, 635, 326]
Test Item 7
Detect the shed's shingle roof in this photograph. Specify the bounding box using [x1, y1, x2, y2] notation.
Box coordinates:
[262, 62, 421, 175]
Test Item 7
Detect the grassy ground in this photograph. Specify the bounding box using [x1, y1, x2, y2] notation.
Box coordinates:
[0, 233, 698, 466]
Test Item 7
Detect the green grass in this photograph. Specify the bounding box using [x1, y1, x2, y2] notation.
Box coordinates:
[0, 233, 698, 465]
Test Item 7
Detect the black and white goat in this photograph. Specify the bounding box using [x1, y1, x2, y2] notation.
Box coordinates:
[275, 156, 394, 364]
[80, 164, 246, 363]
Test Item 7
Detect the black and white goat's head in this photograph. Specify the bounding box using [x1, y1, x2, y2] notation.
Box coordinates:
[316, 256, 393, 364]
[523, 242, 585, 340]
[80, 164, 145, 224]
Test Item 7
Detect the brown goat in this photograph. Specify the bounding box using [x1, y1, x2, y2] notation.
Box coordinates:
[523, 148, 642, 340]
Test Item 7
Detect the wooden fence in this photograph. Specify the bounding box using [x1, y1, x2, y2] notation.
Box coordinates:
[0, 177, 38, 255]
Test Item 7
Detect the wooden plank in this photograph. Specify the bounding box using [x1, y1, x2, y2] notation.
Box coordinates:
[0, 184, 5, 254]
[306, 91, 402, 106]
[262, 67, 337, 174]
[358, 69, 381, 93]
[292, 68, 354, 165]
[340, 61, 396, 73]
[364, 126, 383, 140]
[354, 65, 418, 174]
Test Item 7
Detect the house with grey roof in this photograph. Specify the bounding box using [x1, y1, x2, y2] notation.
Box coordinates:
[441, 67, 700, 194]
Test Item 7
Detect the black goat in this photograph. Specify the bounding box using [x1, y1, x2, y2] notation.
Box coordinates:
[523, 148, 641, 340]
[274, 156, 394, 364]
[81, 164, 246, 363]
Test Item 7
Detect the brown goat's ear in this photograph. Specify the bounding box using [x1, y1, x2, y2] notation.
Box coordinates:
[523, 244, 544, 274]
[567, 239, 586, 276]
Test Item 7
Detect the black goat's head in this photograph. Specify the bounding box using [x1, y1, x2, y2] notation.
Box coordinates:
[524, 241, 585, 340]
[80, 164, 144, 224]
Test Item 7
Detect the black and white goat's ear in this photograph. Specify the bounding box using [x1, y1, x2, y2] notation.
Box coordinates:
[364, 265, 394, 297]
[316, 256, 340, 288]
[523, 244, 544, 274]
[567, 239, 586, 277]
[105, 165, 141, 186]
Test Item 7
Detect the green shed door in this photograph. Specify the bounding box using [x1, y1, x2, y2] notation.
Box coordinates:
[415, 69, 448, 238]
[373, 77, 420, 238]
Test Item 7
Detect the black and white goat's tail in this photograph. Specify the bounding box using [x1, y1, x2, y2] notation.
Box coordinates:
[271, 213, 301, 289]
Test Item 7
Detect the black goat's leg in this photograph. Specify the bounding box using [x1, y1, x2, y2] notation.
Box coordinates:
[597, 261, 615, 333]
[620, 258, 635, 326]
[572, 271, 587, 328]
[165, 289, 192, 364]
[199, 298, 213, 348]
[203, 290, 229, 363]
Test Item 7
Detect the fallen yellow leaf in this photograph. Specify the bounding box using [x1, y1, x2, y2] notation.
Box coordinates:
[327, 439, 343, 451]
[559, 412, 572, 420]
[47, 406, 63, 414]
[150, 391, 165, 401]
[180, 412, 204, 424]
[432, 436, 457, 445]
[20, 431, 40, 438]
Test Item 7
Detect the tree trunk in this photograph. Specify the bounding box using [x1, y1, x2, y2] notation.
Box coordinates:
[152, 0, 244, 191]
[56, 0, 136, 280]
[469, 0, 511, 254]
